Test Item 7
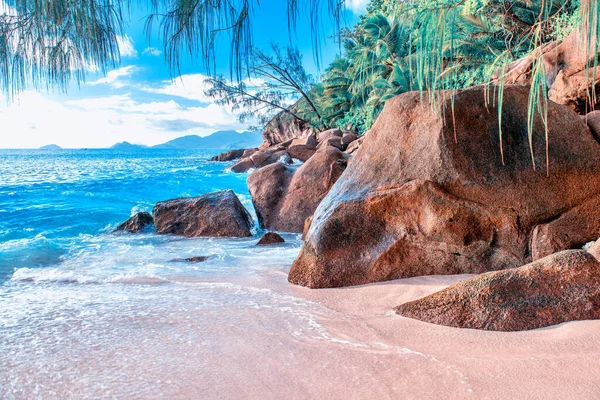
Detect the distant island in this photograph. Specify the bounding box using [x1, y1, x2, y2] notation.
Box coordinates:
[152, 130, 262, 150]
[110, 141, 148, 150]
[39, 144, 62, 150]
[107, 130, 262, 151]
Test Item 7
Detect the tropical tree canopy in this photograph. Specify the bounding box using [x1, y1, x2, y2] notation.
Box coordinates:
[1, 0, 599, 134]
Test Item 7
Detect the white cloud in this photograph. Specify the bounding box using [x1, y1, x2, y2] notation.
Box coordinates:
[87, 66, 138, 88]
[117, 35, 138, 58]
[141, 74, 213, 102]
[0, 90, 249, 148]
[346, 0, 368, 14]
[142, 47, 162, 57]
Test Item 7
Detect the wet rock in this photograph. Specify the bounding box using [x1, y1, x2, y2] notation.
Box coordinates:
[395, 250, 600, 331]
[114, 212, 154, 233]
[210, 149, 247, 162]
[289, 85, 600, 288]
[172, 256, 210, 263]
[248, 146, 347, 233]
[153, 190, 253, 238]
[256, 232, 285, 245]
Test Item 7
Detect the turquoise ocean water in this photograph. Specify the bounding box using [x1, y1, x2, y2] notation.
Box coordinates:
[0, 148, 262, 281]
[0, 149, 325, 398]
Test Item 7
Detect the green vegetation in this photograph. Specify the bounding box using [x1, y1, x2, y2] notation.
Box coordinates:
[203, 0, 586, 135]
[0, 0, 597, 138]
[314, 0, 582, 133]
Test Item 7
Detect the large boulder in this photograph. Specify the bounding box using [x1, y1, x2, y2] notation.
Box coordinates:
[395, 250, 600, 331]
[247, 146, 347, 233]
[113, 211, 154, 233]
[289, 85, 600, 288]
[153, 190, 253, 238]
[495, 28, 600, 114]
[261, 103, 315, 146]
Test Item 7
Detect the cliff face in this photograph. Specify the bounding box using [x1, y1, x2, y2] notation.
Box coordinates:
[261, 102, 316, 147]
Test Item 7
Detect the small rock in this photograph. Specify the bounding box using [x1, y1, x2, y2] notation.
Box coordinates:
[257, 232, 285, 245]
[172, 256, 210, 263]
[114, 212, 153, 233]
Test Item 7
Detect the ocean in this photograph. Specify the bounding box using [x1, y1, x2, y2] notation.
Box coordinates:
[0, 149, 324, 398]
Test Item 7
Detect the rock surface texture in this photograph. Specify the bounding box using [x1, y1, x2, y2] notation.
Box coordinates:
[114, 212, 154, 233]
[395, 250, 600, 331]
[248, 146, 347, 233]
[153, 190, 253, 238]
[289, 85, 600, 288]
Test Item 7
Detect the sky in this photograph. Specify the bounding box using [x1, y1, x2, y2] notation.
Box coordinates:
[0, 0, 368, 149]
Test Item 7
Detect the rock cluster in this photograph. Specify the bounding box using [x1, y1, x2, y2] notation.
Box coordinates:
[210, 148, 257, 162]
[248, 146, 347, 233]
[229, 128, 359, 173]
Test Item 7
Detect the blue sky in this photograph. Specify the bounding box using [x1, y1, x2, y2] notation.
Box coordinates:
[0, 0, 367, 148]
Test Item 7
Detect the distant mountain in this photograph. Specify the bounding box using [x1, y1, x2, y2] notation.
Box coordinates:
[154, 130, 263, 150]
[110, 141, 147, 150]
[39, 144, 62, 150]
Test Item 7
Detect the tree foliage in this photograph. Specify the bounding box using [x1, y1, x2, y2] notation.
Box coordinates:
[313, 0, 583, 133]
[204, 45, 323, 130]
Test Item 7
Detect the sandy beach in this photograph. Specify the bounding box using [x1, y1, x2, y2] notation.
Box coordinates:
[2, 233, 599, 400]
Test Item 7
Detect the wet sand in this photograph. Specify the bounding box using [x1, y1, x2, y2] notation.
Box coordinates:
[2, 258, 600, 399]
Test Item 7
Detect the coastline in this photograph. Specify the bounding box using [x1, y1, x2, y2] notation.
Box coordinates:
[5, 247, 599, 399]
